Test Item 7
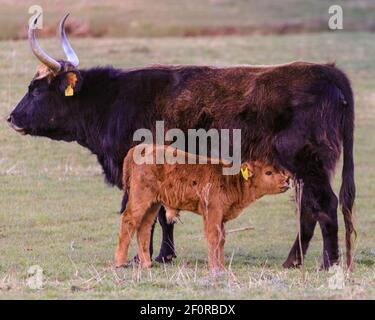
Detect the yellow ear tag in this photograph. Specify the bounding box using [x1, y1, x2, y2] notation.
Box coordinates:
[65, 85, 74, 97]
[241, 167, 249, 181]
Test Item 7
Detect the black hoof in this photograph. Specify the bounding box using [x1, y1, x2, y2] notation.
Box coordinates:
[282, 259, 302, 269]
[154, 254, 176, 264]
[319, 260, 339, 271]
[130, 255, 140, 264]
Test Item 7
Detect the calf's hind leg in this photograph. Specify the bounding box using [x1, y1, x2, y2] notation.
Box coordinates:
[115, 201, 153, 267]
[120, 191, 156, 261]
[137, 204, 162, 268]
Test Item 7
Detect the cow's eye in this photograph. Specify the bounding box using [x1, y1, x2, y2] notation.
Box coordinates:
[265, 171, 273, 176]
[31, 88, 40, 97]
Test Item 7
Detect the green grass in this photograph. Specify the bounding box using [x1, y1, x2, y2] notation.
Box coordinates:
[0, 32, 375, 299]
[0, 0, 374, 39]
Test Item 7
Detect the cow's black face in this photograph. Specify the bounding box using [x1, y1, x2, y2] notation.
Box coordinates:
[8, 70, 82, 142]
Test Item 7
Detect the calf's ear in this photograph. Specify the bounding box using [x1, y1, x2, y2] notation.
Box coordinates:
[56, 70, 83, 97]
[240, 162, 254, 181]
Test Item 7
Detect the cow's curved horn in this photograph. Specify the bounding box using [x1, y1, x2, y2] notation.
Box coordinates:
[59, 13, 79, 67]
[28, 13, 61, 73]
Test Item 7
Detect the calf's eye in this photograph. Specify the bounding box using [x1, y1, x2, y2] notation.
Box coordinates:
[265, 171, 273, 176]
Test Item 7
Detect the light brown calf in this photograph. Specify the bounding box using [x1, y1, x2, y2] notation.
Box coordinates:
[115, 145, 290, 271]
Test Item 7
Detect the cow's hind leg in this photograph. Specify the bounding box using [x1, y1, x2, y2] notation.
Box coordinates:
[155, 206, 177, 263]
[282, 186, 318, 268]
[318, 183, 339, 269]
[283, 149, 339, 269]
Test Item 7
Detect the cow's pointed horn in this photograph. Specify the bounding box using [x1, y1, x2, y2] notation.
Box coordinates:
[28, 13, 61, 73]
[59, 13, 79, 67]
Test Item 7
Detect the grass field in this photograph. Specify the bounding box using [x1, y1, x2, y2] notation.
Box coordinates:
[0, 0, 374, 39]
[0, 31, 375, 299]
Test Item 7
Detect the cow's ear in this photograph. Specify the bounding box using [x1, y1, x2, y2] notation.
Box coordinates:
[57, 70, 82, 97]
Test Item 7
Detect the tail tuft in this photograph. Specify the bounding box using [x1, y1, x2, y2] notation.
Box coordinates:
[338, 75, 356, 270]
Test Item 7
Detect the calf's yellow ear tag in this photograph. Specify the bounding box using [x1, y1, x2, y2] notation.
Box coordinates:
[65, 85, 74, 96]
[241, 167, 249, 181]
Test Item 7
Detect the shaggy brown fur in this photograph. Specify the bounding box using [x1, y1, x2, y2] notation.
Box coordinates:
[115, 145, 290, 271]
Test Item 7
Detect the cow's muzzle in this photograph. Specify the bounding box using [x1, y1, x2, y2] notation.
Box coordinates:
[7, 115, 26, 135]
[280, 178, 291, 192]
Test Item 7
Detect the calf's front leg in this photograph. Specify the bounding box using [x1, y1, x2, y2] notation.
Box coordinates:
[203, 208, 225, 273]
[218, 223, 226, 268]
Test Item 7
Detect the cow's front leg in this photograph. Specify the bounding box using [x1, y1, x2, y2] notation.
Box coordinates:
[155, 206, 177, 263]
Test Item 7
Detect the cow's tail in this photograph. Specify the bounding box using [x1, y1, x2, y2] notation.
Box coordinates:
[337, 74, 356, 270]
